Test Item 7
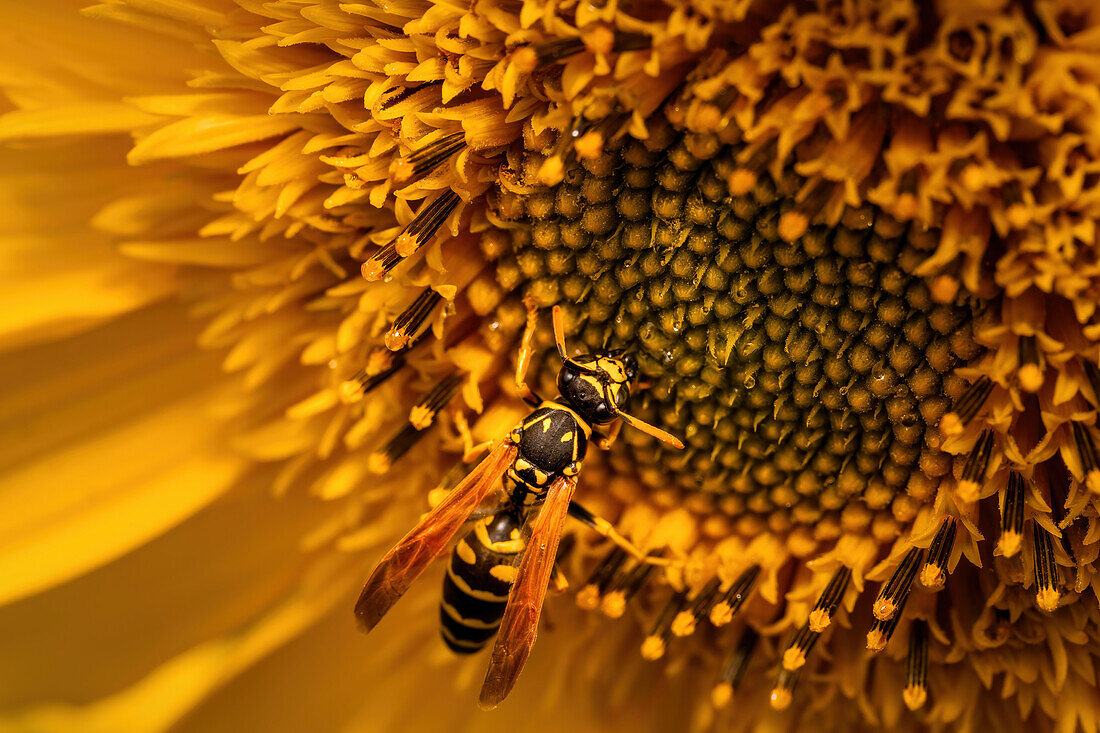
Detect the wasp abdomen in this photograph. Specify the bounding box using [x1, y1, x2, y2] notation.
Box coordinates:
[439, 512, 526, 654]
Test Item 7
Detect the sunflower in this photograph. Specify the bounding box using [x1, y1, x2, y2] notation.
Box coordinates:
[2, 0, 1100, 730]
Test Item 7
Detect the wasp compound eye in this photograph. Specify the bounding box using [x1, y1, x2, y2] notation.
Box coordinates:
[621, 353, 639, 381]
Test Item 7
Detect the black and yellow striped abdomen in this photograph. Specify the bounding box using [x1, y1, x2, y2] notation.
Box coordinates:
[439, 511, 526, 654]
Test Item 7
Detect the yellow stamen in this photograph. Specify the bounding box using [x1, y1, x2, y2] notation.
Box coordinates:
[998, 530, 1022, 558]
[939, 412, 963, 437]
[584, 25, 616, 55]
[670, 610, 696, 637]
[930, 274, 959, 303]
[919, 563, 945, 590]
[808, 608, 831, 633]
[361, 258, 387, 281]
[600, 590, 626, 618]
[409, 405, 433, 431]
[903, 685, 928, 711]
[866, 628, 887, 652]
[640, 636, 666, 660]
[726, 168, 757, 196]
[873, 598, 897, 622]
[1017, 363, 1043, 392]
[513, 46, 538, 73]
[777, 210, 809, 243]
[895, 192, 919, 219]
[956, 479, 980, 503]
[711, 682, 733, 709]
[385, 329, 409, 351]
[339, 379, 365, 404]
[575, 584, 600, 611]
[537, 156, 565, 186]
[368, 452, 391, 474]
[1005, 203, 1030, 228]
[1037, 588, 1060, 613]
[782, 646, 806, 672]
[709, 601, 732, 626]
[574, 131, 604, 160]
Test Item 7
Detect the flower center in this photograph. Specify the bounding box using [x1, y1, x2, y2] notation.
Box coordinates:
[495, 110, 984, 530]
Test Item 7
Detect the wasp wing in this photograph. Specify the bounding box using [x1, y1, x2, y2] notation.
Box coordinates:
[354, 441, 518, 632]
[479, 474, 577, 709]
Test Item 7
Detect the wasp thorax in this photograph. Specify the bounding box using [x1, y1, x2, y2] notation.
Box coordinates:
[493, 110, 986, 531]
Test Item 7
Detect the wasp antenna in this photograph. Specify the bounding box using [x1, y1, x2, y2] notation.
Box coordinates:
[551, 305, 602, 376]
[609, 402, 684, 449]
[551, 305, 569, 360]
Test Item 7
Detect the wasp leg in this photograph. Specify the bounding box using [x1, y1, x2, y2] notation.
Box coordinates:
[465, 506, 500, 523]
[567, 501, 650, 561]
[454, 410, 496, 463]
[567, 501, 695, 569]
[592, 419, 623, 451]
[514, 295, 544, 408]
[548, 533, 576, 594]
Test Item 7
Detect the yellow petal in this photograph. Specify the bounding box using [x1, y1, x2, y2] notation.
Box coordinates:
[0, 303, 246, 604]
[0, 258, 177, 351]
[0, 400, 243, 606]
[0, 103, 161, 142]
[120, 238, 276, 267]
[0, 561, 357, 733]
[128, 115, 301, 164]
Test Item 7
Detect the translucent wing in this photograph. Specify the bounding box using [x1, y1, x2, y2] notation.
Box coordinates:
[479, 474, 577, 709]
[354, 441, 518, 632]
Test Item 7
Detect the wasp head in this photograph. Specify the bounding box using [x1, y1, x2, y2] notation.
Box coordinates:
[556, 348, 636, 425]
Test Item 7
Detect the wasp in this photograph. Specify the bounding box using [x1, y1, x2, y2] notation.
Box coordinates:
[354, 303, 684, 709]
